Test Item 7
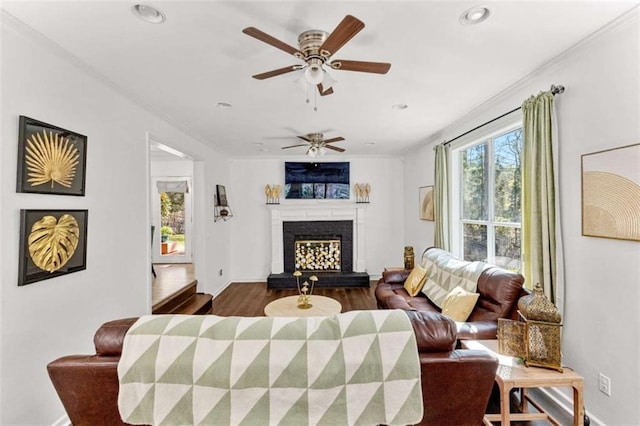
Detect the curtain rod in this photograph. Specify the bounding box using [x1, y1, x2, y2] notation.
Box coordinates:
[442, 84, 565, 147]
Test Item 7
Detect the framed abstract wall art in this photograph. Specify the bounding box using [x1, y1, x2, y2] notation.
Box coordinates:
[18, 209, 88, 286]
[17, 116, 87, 196]
[419, 185, 434, 221]
[581, 143, 640, 241]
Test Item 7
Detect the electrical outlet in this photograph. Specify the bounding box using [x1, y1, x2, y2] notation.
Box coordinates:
[598, 373, 611, 396]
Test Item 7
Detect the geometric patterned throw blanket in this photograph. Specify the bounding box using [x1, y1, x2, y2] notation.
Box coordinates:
[420, 248, 488, 309]
[118, 310, 422, 425]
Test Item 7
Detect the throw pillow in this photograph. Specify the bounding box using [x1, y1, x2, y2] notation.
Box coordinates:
[441, 286, 480, 322]
[403, 265, 428, 297]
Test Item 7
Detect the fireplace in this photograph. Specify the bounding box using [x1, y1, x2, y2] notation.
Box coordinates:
[283, 220, 352, 273]
[267, 206, 369, 289]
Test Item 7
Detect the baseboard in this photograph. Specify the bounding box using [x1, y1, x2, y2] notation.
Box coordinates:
[541, 387, 604, 425]
[51, 413, 70, 426]
[212, 280, 233, 298]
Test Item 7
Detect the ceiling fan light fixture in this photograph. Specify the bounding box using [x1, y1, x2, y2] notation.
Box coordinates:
[131, 4, 166, 24]
[307, 146, 319, 157]
[322, 71, 337, 90]
[304, 64, 325, 85]
[459, 6, 491, 25]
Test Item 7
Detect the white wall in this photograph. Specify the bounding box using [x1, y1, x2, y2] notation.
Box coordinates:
[228, 156, 406, 281]
[404, 10, 640, 424]
[0, 15, 230, 425]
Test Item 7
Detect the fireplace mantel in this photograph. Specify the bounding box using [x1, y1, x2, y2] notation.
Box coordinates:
[269, 204, 366, 274]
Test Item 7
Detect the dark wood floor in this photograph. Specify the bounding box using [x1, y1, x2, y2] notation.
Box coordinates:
[211, 281, 378, 316]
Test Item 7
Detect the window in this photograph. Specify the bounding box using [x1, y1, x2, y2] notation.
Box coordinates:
[452, 125, 522, 272]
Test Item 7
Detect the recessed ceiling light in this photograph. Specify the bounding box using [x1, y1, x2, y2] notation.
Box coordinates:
[131, 4, 165, 24]
[459, 6, 491, 25]
[217, 102, 233, 109]
[392, 104, 408, 110]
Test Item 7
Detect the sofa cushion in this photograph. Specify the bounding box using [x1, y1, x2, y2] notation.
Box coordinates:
[404, 265, 428, 296]
[420, 248, 488, 308]
[441, 286, 479, 322]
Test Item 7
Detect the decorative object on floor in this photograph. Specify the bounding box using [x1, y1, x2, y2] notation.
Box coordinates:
[264, 184, 280, 204]
[404, 245, 415, 269]
[419, 185, 434, 221]
[18, 209, 88, 286]
[17, 116, 87, 196]
[242, 15, 391, 99]
[354, 182, 371, 203]
[581, 143, 640, 241]
[498, 283, 563, 371]
[293, 271, 317, 309]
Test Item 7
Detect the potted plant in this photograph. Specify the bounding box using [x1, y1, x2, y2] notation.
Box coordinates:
[160, 226, 173, 242]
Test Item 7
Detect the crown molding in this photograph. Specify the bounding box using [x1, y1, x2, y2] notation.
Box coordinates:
[416, 5, 640, 151]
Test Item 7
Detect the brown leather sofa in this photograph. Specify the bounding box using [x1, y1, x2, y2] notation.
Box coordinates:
[376, 247, 527, 340]
[48, 312, 498, 426]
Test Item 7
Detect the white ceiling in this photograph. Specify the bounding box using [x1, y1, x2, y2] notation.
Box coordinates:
[2, 1, 638, 158]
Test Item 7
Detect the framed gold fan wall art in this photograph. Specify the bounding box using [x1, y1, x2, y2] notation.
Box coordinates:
[18, 210, 88, 286]
[419, 186, 434, 221]
[16, 116, 87, 196]
[581, 143, 640, 242]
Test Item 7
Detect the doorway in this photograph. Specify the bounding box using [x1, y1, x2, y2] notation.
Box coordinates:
[152, 176, 193, 263]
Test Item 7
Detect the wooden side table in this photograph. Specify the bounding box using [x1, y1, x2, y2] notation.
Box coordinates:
[462, 339, 584, 426]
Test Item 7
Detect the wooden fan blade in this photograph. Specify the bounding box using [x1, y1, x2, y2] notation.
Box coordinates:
[252, 66, 299, 80]
[282, 144, 308, 149]
[242, 27, 303, 57]
[319, 15, 365, 57]
[317, 83, 334, 96]
[324, 137, 345, 144]
[296, 135, 311, 142]
[325, 144, 346, 152]
[330, 60, 391, 74]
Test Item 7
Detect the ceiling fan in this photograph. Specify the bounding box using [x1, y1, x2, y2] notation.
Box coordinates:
[282, 133, 346, 157]
[243, 15, 391, 96]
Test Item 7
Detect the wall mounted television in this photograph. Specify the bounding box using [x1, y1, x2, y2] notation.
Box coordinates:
[284, 162, 350, 199]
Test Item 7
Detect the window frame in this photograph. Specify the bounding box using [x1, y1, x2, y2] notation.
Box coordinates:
[449, 116, 523, 267]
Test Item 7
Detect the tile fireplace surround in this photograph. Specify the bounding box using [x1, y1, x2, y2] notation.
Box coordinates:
[268, 204, 368, 288]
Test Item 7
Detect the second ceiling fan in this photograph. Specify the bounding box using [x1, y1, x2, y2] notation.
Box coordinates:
[243, 15, 391, 96]
[282, 133, 346, 157]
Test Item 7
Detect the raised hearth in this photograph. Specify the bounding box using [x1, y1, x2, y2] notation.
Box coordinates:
[267, 271, 370, 289]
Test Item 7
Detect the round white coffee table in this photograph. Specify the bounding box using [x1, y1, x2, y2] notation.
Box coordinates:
[264, 295, 342, 317]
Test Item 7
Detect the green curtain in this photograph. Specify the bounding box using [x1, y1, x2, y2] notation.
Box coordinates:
[434, 143, 450, 251]
[522, 91, 564, 310]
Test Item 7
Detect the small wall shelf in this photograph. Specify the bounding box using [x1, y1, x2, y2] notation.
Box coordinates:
[214, 206, 233, 222]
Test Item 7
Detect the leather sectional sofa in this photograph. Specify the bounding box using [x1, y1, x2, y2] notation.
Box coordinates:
[48, 312, 498, 426]
[376, 247, 528, 340]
